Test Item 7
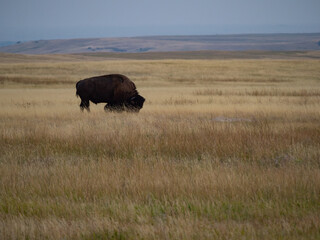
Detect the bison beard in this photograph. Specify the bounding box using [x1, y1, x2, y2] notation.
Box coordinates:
[76, 74, 145, 112]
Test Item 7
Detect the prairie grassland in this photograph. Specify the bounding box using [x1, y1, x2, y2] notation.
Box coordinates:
[1, 58, 320, 87]
[0, 56, 320, 239]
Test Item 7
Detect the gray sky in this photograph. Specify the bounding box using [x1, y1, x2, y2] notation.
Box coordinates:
[1, 0, 320, 41]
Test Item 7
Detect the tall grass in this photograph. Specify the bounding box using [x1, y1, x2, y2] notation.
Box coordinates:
[0, 56, 320, 239]
[194, 88, 320, 97]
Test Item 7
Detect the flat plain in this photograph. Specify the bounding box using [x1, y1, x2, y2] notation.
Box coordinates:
[0, 51, 320, 239]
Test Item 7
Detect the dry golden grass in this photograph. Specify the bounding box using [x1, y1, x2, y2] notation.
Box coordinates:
[1, 57, 320, 87]
[0, 54, 320, 239]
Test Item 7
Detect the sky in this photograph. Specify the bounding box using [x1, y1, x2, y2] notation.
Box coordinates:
[0, 0, 320, 41]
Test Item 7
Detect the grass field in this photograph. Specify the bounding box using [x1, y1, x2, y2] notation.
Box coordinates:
[0, 52, 320, 239]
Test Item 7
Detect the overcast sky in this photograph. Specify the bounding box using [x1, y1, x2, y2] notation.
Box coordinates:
[1, 0, 320, 41]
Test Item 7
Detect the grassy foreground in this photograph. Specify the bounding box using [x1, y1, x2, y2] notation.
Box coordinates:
[0, 54, 320, 239]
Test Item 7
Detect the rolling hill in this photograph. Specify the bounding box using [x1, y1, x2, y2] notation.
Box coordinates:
[0, 33, 319, 54]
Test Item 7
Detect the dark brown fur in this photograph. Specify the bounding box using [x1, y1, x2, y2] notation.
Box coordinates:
[76, 74, 145, 112]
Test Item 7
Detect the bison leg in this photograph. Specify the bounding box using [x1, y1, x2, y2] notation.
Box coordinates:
[80, 99, 90, 112]
[104, 104, 112, 112]
[104, 103, 125, 112]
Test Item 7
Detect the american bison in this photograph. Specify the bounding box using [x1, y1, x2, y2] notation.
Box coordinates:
[76, 74, 145, 112]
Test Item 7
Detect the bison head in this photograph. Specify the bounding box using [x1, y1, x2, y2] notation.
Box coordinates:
[125, 95, 145, 112]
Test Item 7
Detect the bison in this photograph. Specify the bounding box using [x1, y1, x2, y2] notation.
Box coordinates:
[76, 74, 145, 112]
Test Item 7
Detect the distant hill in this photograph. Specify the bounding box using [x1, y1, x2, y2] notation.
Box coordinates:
[0, 33, 319, 54]
[0, 41, 16, 47]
